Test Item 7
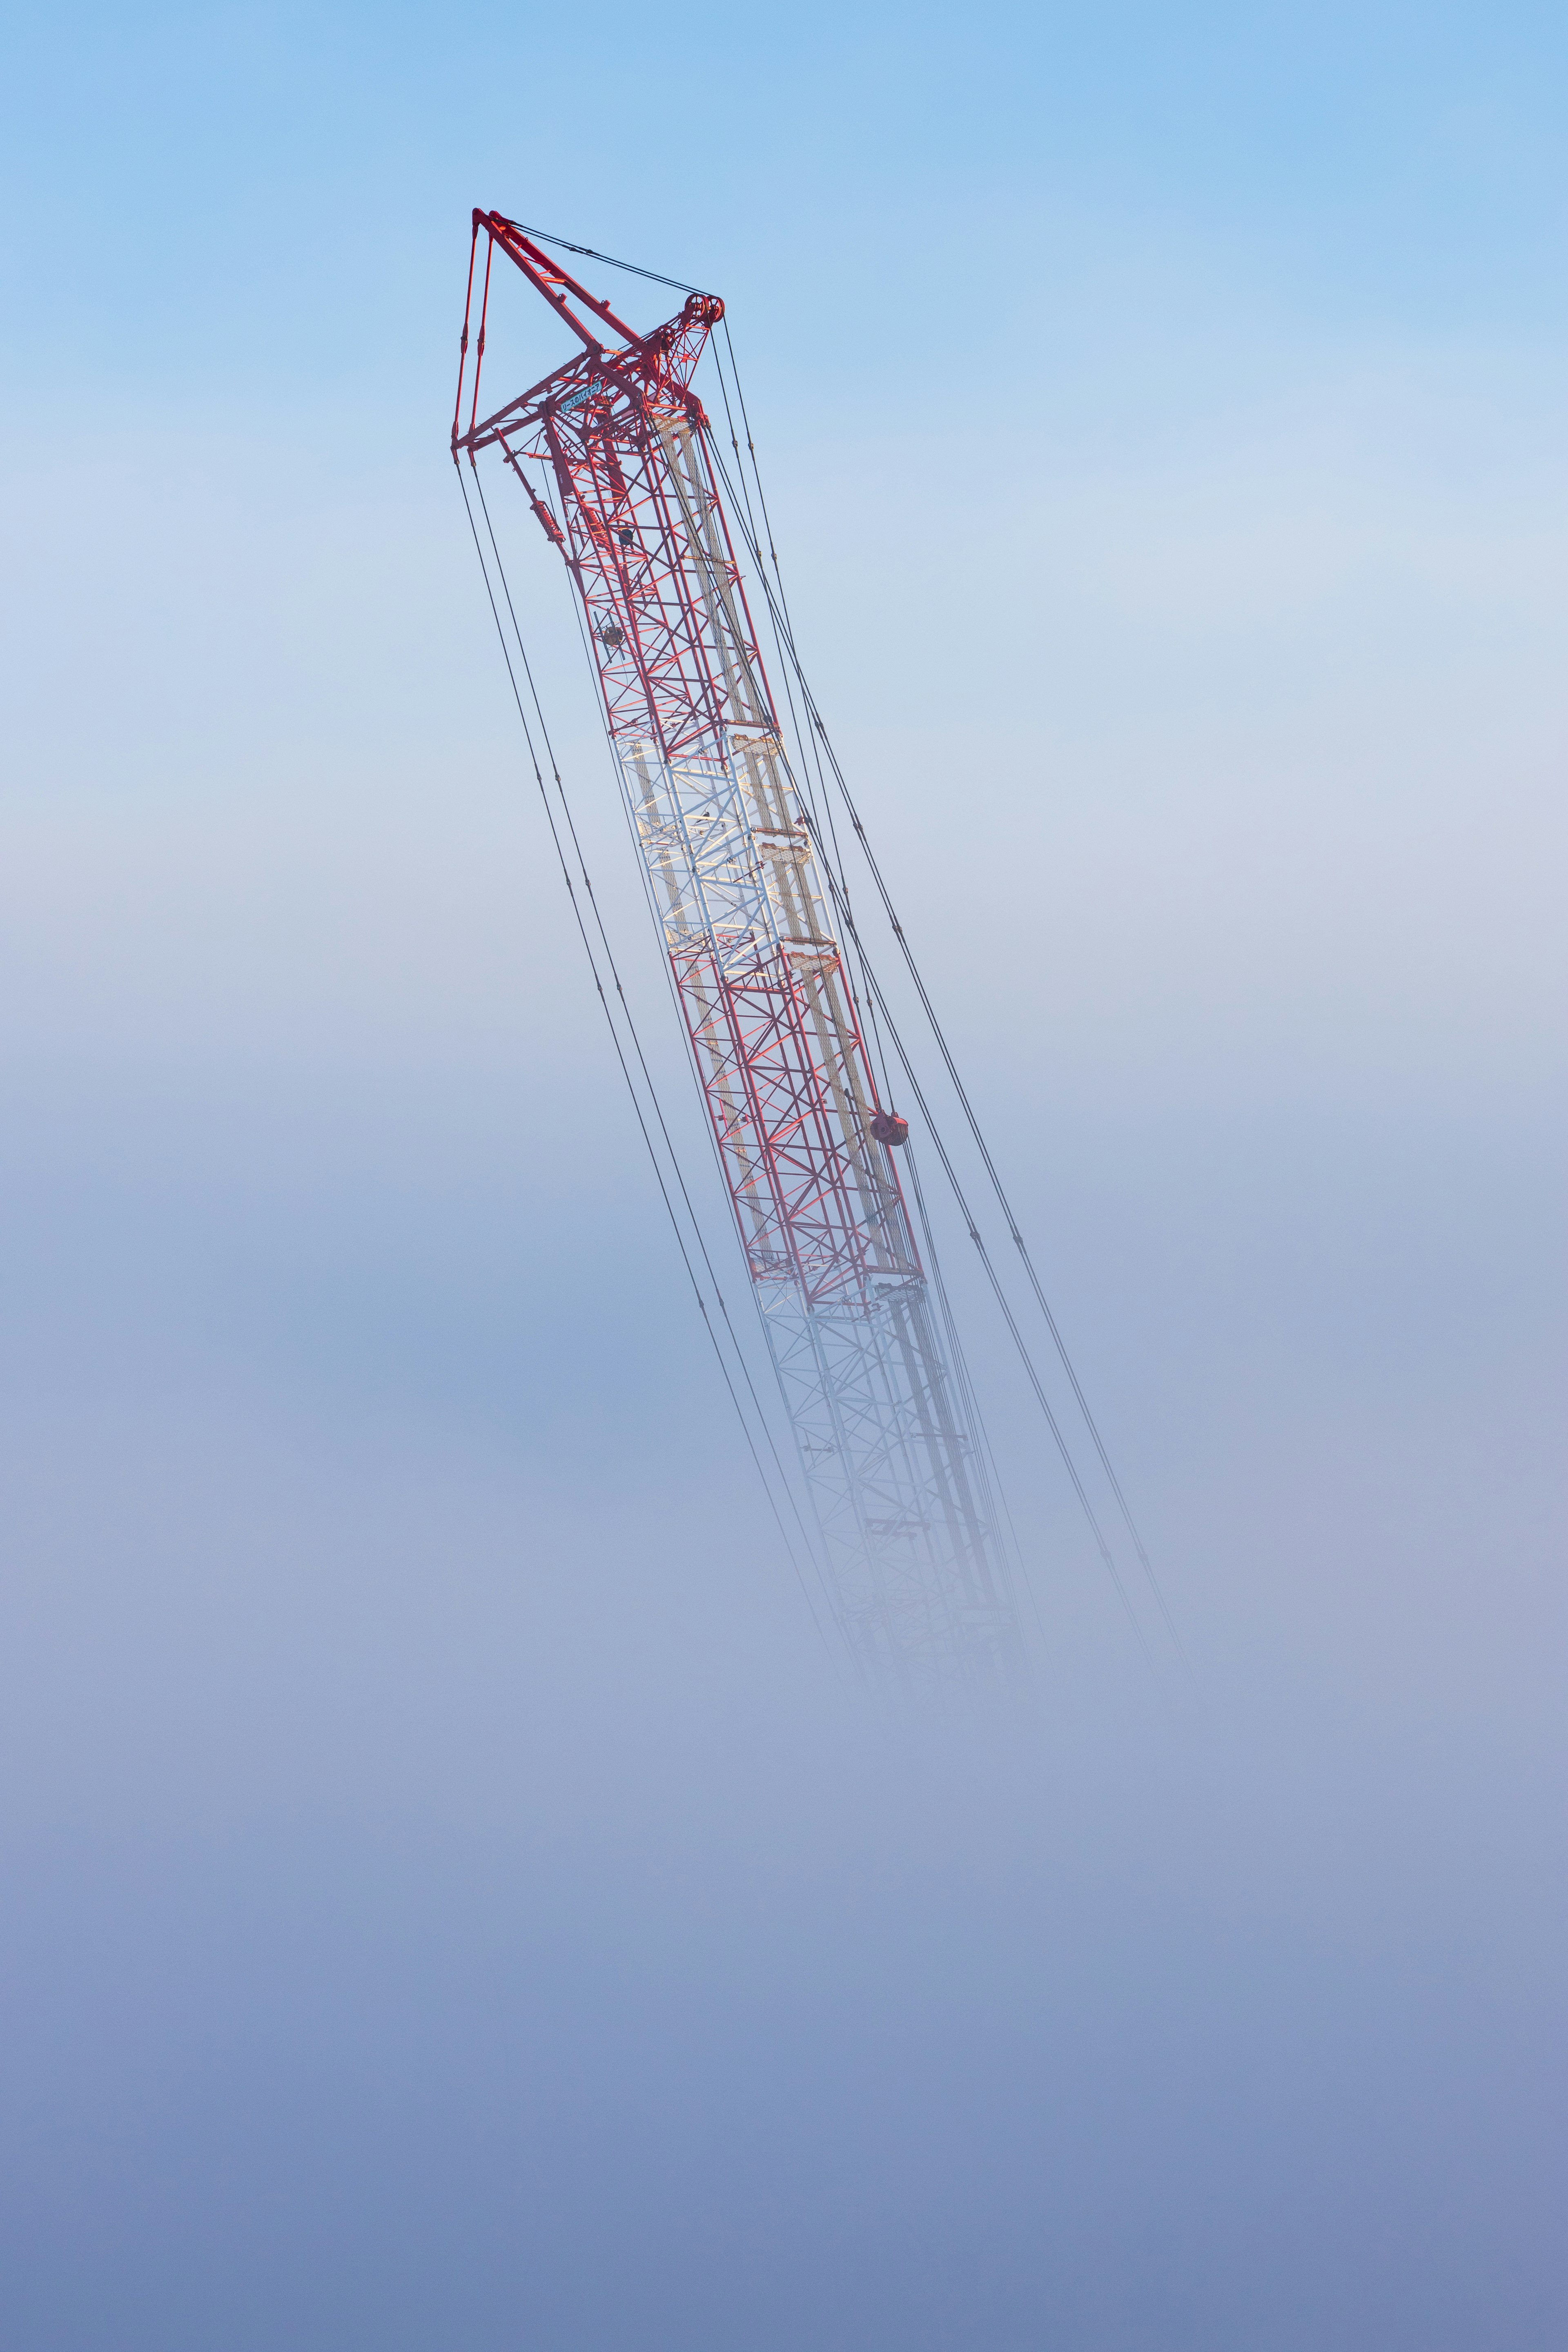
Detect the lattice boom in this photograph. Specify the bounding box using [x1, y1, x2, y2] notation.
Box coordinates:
[453, 211, 1025, 1695]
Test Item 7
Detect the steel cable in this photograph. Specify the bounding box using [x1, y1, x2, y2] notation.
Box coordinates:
[454, 459, 837, 1659]
[457, 231, 1176, 1679]
[701, 403, 1189, 1672]
[467, 462, 826, 1599]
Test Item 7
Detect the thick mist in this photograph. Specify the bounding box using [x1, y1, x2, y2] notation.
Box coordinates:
[2, 2, 1564, 2345]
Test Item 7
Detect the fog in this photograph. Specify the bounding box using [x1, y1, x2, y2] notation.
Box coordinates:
[2, 2, 1564, 2344]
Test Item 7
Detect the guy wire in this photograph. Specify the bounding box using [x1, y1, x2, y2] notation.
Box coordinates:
[695, 394, 1157, 1662]
[699, 343, 1053, 1658]
[700, 366, 1187, 1671]
[454, 458, 836, 1657]
[470, 459, 831, 1615]
[511, 449, 858, 1662]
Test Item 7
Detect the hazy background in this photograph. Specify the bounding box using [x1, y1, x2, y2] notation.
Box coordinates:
[1, 4, 1563, 2346]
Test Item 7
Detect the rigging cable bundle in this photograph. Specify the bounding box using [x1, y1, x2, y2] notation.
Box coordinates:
[449, 210, 1182, 1697]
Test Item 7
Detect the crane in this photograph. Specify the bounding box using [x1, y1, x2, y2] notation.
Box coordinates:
[452, 212, 1027, 1697]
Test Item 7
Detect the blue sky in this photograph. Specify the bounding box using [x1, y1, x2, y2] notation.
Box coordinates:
[1, 5, 1564, 2347]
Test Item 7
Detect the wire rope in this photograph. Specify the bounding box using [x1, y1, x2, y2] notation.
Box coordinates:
[454, 458, 837, 1660]
[658, 394, 1033, 1671]
[693, 355, 1152, 1656]
[692, 419, 1140, 1643]
[819, 882, 1157, 1666]
[902, 1137, 1046, 1653]
[496, 219, 716, 302]
[467, 463, 826, 1596]
[700, 394, 1188, 1670]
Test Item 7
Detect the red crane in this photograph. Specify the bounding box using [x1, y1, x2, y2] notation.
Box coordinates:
[452, 212, 1027, 1695]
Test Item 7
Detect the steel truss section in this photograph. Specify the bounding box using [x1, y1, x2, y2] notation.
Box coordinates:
[453, 212, 1026, 1695]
